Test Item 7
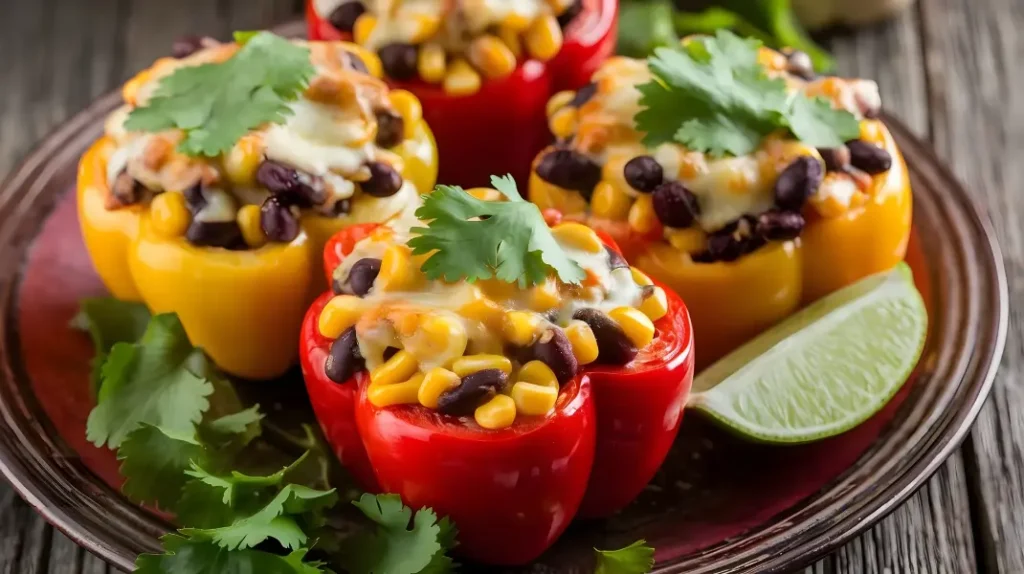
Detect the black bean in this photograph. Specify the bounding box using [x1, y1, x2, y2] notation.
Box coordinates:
[260, 196, 300, 243]
[438, 369, 507, 416]
[183, 183, 206, 212]
[348, 258, 382, 297]
[110, 171, 143, 206]
[818, 145, 851, 172]
[379, 43, 419, 81]
[606, 245, 628, 270]
[333, 198, 352, 216]
[325, 327, 364, 383]
[755, 210, 805, 241]
[186, 221, 246, 250]
[345, 51, 369, 74]
[785, 50, 816, 81]
[374, 109, 405, 149]
[697, 216, 763, 262]
[534, 148, 602, 200]
[774, 156, 824, 210]
[557, 0, 584, 28]
[623, 156, 664, 193]
[256, 160, 325, 206]
[568, 83, 597, 108]
[652, 181, 700, 228]
[846, 140, 892, 174]
[328, 2, 365, 33]
[382, 347, 400, 361]
[573, 309, 638, 365]
[361, 161, 404, 197]
[529, 328, 578, 384]
[172, 35, 204, 59]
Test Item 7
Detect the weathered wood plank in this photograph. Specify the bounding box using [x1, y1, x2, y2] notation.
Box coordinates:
[919, 0, 1024, 572]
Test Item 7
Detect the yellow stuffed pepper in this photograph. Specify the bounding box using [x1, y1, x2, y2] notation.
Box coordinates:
[78, 33, 437, 379]
[529, 33, 911, 368]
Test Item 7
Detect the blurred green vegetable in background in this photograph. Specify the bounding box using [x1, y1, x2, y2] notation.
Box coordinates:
[618, 0, 835, 71]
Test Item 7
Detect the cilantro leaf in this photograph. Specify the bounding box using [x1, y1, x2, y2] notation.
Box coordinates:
[595, 540, 656, 574]
[408, 175, 585, 287]
[86, 314, 213, 449]
[118, 424, 207, 509]
[70, 297, 151, 396]
[340, 494, 451, 574]
[199, 405, 263, 450]
[635, 30, 860, 157]
[124, 31, 314, 157]
[135, 535, 331, 574]
[418, 516, 459, 574]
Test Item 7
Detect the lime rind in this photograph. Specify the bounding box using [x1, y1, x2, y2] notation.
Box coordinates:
[687, 263, 928, 444]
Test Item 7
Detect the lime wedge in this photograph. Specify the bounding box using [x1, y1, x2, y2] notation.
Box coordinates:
[687, 263, 927, 444]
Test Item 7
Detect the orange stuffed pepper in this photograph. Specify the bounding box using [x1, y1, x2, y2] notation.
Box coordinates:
[529, 34, 912, 367]
[77, 34, 437, 379]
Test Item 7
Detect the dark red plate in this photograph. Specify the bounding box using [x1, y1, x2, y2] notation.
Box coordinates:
[0, 46, 1008, 574]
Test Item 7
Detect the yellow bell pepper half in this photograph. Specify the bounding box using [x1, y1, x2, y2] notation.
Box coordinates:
[77, 122, 437, 380]
[529, 121, 912, 368]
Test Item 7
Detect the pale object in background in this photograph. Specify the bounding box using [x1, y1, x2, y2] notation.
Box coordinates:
[794, 0, 916, 29]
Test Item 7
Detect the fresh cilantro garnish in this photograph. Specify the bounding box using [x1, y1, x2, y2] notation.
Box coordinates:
[135, 535, 331, 574]
[124, 31, 315, 157]
[634, 29, 860, 157]
[408, 175, 586, 288]
[595, 540, 656, 574]
[70, 297, 151, 396]
[340, 494, 459, 574]
[118, 424, 207, 509]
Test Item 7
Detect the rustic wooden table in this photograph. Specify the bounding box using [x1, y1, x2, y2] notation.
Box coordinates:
[0, 0, 1018, 572]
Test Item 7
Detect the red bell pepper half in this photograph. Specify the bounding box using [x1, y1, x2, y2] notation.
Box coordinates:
[300, 223, 695, 564]
[306, 0, 619, 188]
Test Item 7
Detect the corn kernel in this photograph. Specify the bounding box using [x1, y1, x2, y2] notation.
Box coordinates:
[640, 286, 669, 321]
[474, 394, 517, 429]
[443, 59, 482, 97]
[418, 368, 461, 409]
[318, 295, 365, 339]
[353, 14, 376, 46]
[511, 382, 558, 416]
[630, 267, 653, 286]
[502, 311, 542, 346]
[458, 298, 506, 331]
[370, 350, 420, 386]
[546, 90, 576, 117]
[666, 228, 706, 254]
[552, 222, 603, 253]
[404, 313, 468, 367]
[417, 43, 447, 84]
[528, 279, 561, 312]
[368, 373, 425, 408]
[758, 47, 788, 71]
[224, 134, 265, 187]
[501, 12, 533, 32]
[602, 155, 634, 198]
[547, 106, 578, 140]
[388, 90, 423, 139]
[565, 320, 599, 365]
[149, 192, 190, 238]
[467, 187, 504, 201]
[453, 354, 513, 377]
[469, 35, 517, 80]
[608, 307, 656, 348]
[524, 14, 563, 62]
[377, 244, 420, 291]
[497, 26, 524, 59]
[591, 181, 632, 221]
[517, 360, 559, 389]
[628, 195, 660, 234]
[237, 204, 266, 248]
[408, 14, 442, 44]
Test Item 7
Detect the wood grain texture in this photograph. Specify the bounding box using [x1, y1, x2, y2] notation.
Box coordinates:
[0, 0, 1014, 572]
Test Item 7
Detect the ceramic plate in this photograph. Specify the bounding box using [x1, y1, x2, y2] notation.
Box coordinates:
[0, 35, 1008, 574]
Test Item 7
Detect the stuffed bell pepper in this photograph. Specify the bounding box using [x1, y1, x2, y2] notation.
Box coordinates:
[300, 179, 694, 564]
[307, 0, 618, 186]
[529, 31, 912, 367]
[77, 33, 438, 379]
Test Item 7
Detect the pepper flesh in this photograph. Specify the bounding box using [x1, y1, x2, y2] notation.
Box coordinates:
[306, 0, 618, 188]
[300, 222, 695, 563]
[530, 120, 911, 368]
[77, 111, 437, 379]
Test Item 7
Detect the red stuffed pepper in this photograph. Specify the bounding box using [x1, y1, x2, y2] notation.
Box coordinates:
[300, 185, 693, 564]
[306, 0, 618, 187]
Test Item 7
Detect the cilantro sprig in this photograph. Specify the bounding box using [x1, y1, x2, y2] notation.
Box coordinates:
[595, 539, 656, 574]
[124, 31, 314, 157]
[635, 29, 860, 157]
[408, 175, 586, 288]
